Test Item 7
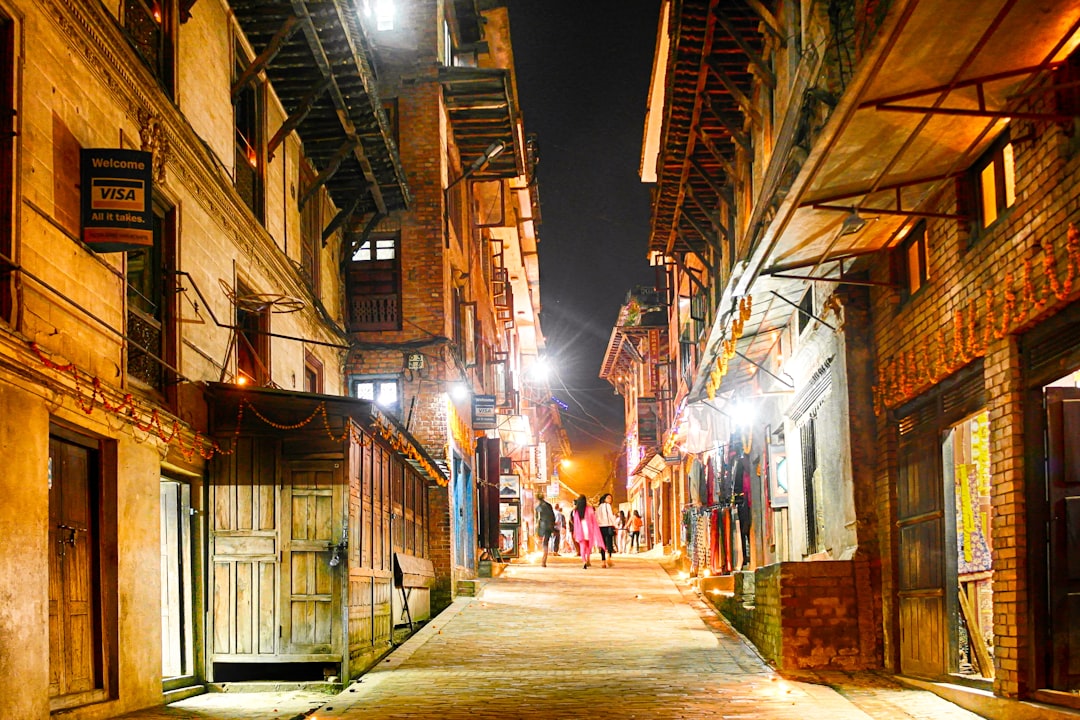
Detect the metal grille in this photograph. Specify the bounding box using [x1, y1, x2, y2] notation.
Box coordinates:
[127, 308, 163, 390]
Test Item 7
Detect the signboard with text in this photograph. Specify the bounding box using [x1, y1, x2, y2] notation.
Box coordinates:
[80, 149, 154, 252]
[473, 394, 497, 429]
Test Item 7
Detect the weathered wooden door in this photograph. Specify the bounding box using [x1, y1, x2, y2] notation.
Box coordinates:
[48, 436, 103, 704]
[280, 461, 343, 658]
[210, 438, 279, 664]
[1045, 388, 1080, 690]
[160, 480, 192, 679]
[897, 428, 949, 678]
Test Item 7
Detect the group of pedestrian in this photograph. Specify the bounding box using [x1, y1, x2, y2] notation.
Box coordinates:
[535, 493, 645, 569]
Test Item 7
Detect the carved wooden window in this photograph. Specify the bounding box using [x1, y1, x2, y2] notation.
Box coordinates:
[299, 158, 321, 295]
[126, 201, 176, 399]
[123, 0, 174, 96]
[348, 232, 400, 331]
[233, 41, 264, 222]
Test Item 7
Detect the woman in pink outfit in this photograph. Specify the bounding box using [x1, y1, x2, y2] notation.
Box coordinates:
[571, 494, 605, 569]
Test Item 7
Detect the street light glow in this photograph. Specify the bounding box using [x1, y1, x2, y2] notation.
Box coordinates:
[530, 357, 551, 382]
[448, 382, 469, 401]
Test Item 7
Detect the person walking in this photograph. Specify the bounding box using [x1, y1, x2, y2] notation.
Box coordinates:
[571, 494, 604, 569]
[596, 493, 617, 567]
[616, 509, 627, 553]
[551, 503, 565, 555]
[628, 509, 644, 552]
[535, 495, 556, 567]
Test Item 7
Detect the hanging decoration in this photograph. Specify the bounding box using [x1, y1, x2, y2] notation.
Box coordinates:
[28, 340, 446, 485]
[705, 295, 753, 401]
[874, 224, 1080, 413]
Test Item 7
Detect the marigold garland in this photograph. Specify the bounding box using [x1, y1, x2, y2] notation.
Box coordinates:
[29, 341, 444, 485]
[873, 224, 1080, 412]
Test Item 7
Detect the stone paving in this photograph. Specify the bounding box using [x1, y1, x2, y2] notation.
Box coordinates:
[115, 552, 986, 719]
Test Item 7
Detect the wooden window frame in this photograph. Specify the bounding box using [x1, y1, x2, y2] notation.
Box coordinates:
[965, 132, 1016, 237]
[235, 282, 270, 386]
[351, 375, 402, 417]
[895, 219, 930, 302]
[299, 158, 321, 295]
[303, 352, 323, 394]
[0, 13, 14, 324]
[122, 0, 176, 96]
[125, 199, 177, 405]
[232, 40, 264, 223]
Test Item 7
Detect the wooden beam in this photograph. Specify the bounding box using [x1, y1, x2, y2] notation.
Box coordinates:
[694, 129, 737, 181]
[672, 251, 707, 294]
[743, 0, 785, 45]
[701, 94, 752, 152]
[706, 57, 761, 126]
[291, 0, 388, 214]
[713, 9, 776, 88]
[231, 15, 301, 99]
[690, 157, 733, 206]
[680, 207, 718, 251]
[677, 226, 716, 279]
[684, 185, 727, 244]
[323, 196, 362, 242]
[300, 138, 358, 208]
[267, 75, 333, 161]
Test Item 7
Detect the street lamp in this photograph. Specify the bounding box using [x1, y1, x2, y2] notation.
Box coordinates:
[446, 141, 507, 191]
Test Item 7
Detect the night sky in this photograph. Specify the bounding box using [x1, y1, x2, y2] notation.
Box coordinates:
[506, 2, 662, 458]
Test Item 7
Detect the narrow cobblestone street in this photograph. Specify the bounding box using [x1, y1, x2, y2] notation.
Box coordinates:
[116, 553, 985, 720]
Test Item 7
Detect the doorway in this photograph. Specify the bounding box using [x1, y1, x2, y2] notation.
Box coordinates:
[452, 454, 475, 570]
[895, 363, 986, 680]
[1041, 373, 1080, 692]
[943, 411, 995, 680]
[160, 479, 193, 681]
[48, 433, 107, 709]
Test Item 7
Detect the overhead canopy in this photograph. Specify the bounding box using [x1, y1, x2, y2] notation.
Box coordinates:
[440, 67, 526, 179]
[230, 0, 410, 219]
[746, 0, 1080, 281]
[207, 384, 449, 486]
[648, 0, 772, 258]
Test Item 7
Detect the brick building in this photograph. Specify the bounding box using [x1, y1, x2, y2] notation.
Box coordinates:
[0, 0, 553, 717]
[634, 0, 1080, 715]
[347, 0, 555, 597]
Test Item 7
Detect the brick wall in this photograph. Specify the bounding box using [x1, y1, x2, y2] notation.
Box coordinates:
[721, 560, 878, 671]
[427, 484, 453, 610]
[865, 94, 1080, 695]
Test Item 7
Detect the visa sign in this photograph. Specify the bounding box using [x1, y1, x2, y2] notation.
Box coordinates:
[81, 149, 153, 252]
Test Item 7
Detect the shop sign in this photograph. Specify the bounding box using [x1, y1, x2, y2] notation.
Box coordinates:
[80, 149, 153, 252]
[473, 394, 497, 429]
[638, 397, 659, 447]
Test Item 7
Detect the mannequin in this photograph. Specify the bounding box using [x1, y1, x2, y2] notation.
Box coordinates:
[732, 448, 753, 570]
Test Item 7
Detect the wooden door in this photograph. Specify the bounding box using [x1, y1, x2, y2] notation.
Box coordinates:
[897, 429, 949, 678]
[48, 436, 103, 703]
[280, 461, 343, 658]
[1045, 388, 1080, 690]
[160, 480, 192, 679]
[210, 437, 278, 663]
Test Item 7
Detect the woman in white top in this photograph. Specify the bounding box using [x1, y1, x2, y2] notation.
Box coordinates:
[596, 493, 617, 568]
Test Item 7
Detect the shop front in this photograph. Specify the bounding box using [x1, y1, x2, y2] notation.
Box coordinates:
[205, 385, 445, 684]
